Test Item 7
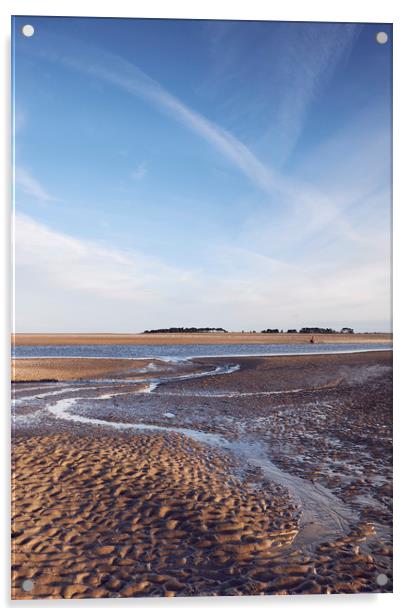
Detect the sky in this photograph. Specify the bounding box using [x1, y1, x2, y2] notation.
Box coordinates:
[12, 17, 392, 333]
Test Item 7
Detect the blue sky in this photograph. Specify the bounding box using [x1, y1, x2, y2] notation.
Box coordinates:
[12, 17, 392, 332]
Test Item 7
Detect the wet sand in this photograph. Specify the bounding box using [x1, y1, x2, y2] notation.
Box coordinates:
[12, 332, 392, 346]
[12, 357, 162, 382]
[11, 351, 392, 599]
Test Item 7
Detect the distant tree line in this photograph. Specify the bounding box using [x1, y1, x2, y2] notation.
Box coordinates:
[299, 327, 337, 334]
[143, 327, 228, 334]
[143, 326, 355, 334]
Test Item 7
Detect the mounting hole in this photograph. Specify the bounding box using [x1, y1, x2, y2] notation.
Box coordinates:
[376, 573, 388, 586]
[376, 31, 388, 45]
[22, 579, 34, 592]
[22, 24, 35, 38]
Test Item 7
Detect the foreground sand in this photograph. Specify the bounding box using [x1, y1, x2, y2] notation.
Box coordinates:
[12, 432, 301, 598]
[12, 332, 392, 346]
[11, 432, 384, 599]
[11, 352, 392, 599]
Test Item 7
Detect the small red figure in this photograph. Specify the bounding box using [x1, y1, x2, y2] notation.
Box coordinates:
[310, 336, 315, 344]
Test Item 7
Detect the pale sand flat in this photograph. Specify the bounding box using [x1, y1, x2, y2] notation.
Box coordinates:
[11, 357, 152, 382]
[12, 332, 392, 346]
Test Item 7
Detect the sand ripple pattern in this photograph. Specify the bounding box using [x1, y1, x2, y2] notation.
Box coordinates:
[12, 433, 301, 598]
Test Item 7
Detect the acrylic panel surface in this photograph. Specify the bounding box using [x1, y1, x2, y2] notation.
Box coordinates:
[11, 16, 392, 600]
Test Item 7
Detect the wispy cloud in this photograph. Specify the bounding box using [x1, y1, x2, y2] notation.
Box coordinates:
[35, 37, 287, 198]
[200, 22, 359, 167]
[14, 212, 391, 332]
[85, 58, 283, 197]
[131, 162, 148, 181]
[15, 166, 57, 203]
[32, 35, 360, 242]
[14, 213, 194, 304]
[271, 23, 359, 164]
[227, 93, 391, 261]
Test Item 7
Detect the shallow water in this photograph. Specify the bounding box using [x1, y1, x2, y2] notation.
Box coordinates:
[12, 342, 392, 360]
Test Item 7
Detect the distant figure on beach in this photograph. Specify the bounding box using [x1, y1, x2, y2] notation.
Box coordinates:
[310, 336, 315, 344]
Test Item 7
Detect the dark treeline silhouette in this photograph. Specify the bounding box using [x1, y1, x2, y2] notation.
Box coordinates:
[144, 326, 355, 335]
[299, 327, 337, 334]
[143, 327, 227, 334]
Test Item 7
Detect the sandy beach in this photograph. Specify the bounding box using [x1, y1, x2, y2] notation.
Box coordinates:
[12, 357, 162, 383]
[12, 332, 392, 346]
[11, 351, 392, 598]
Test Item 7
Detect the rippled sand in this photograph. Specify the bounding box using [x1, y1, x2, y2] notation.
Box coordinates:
[11, 351, 392, 599]
[12, 432, 302, 598]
